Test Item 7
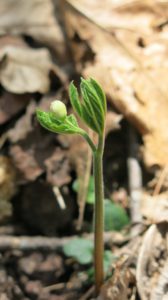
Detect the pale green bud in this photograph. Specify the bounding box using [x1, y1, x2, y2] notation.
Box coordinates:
[50, 100, 67, 120]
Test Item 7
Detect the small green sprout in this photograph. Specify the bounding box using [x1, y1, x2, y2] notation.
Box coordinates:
[36, 77, 106, 295]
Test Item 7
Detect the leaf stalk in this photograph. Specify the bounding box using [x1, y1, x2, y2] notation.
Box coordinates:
[93, 133, 105, 295]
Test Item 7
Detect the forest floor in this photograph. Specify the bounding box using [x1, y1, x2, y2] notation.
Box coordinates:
[0, 1, 168, 299]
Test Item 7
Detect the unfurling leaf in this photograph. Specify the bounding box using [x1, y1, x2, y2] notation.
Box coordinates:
[36, 109, 81, 135]
[69, 82, 83, 117]
[69, 78, 106, 134]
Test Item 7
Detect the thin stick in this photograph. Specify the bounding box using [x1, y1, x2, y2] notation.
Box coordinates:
[43, 282, 65, 292]
[77, 129, 93, 230]
[0, 236, 72, 251]
[153, 165, 168, 196]
[0, 232, 126, 251]
[127, 126, 142, 229]
[53, 186, 66, 210]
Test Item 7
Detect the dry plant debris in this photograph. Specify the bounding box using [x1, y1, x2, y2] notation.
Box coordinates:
[64, 0, 168, 168]
[0, 0, 67, 61]
[136, 223, 168, 300]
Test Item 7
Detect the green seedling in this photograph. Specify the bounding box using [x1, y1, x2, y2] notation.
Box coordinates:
[36, 77, 106, 295]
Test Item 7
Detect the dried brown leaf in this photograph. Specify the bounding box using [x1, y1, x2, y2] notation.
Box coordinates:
[99, 255, 135, 300]
[0, 46, 57, 93]
[141, 191, 168, 223]
[7, 101, 36, 143]
[0, 0, 67, 61]
[0, 92, 30, 125]
[136, 223, 168, 300]
[64, 0, 168, 168]
[8, 97, 71, 186]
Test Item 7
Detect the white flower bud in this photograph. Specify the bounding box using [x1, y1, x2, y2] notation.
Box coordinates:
[50, 100, 67, 120]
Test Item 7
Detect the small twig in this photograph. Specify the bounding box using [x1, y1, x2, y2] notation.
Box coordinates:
[53, 186, 66, 210]
[153, 165, 168, 196]
[127, 125, 142, 233]
[77, 129, 93, 230]
[0, 236, 70, 251]
[0, 232, 128, 251]
[43, 282, 65, 292]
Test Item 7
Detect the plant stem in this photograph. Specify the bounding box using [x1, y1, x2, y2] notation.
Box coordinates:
[80, 130, 96, 153]
[93, 133, 105, 295]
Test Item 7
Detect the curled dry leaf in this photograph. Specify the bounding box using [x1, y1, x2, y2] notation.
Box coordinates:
[136, 223, 168, 300]
[0, 0, 67, 61]
[64, 0, 168, 168]
[0, 46, 59, 94]
[98, 255, 135, 300]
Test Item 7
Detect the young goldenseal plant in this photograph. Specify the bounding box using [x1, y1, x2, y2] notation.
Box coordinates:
[36, 78, 106, 295]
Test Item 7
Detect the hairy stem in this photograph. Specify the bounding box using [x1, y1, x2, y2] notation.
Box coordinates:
[93, 133, 105, 295]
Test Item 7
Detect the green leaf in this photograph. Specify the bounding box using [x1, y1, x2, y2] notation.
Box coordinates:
[80, 78, 104, 117]
[63, 238, 93, 265]
[80, 104, 99, 133]
[104, 199, 130, 231]
[69, 78, 106, 134]
[66, 114, 79, 128]
[80, 83, 102, 133]
[36, 110, 81, 135]
[69, 82, 83, 117]
[80, 78, 105, 134]
[89, 78, 106, 113]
